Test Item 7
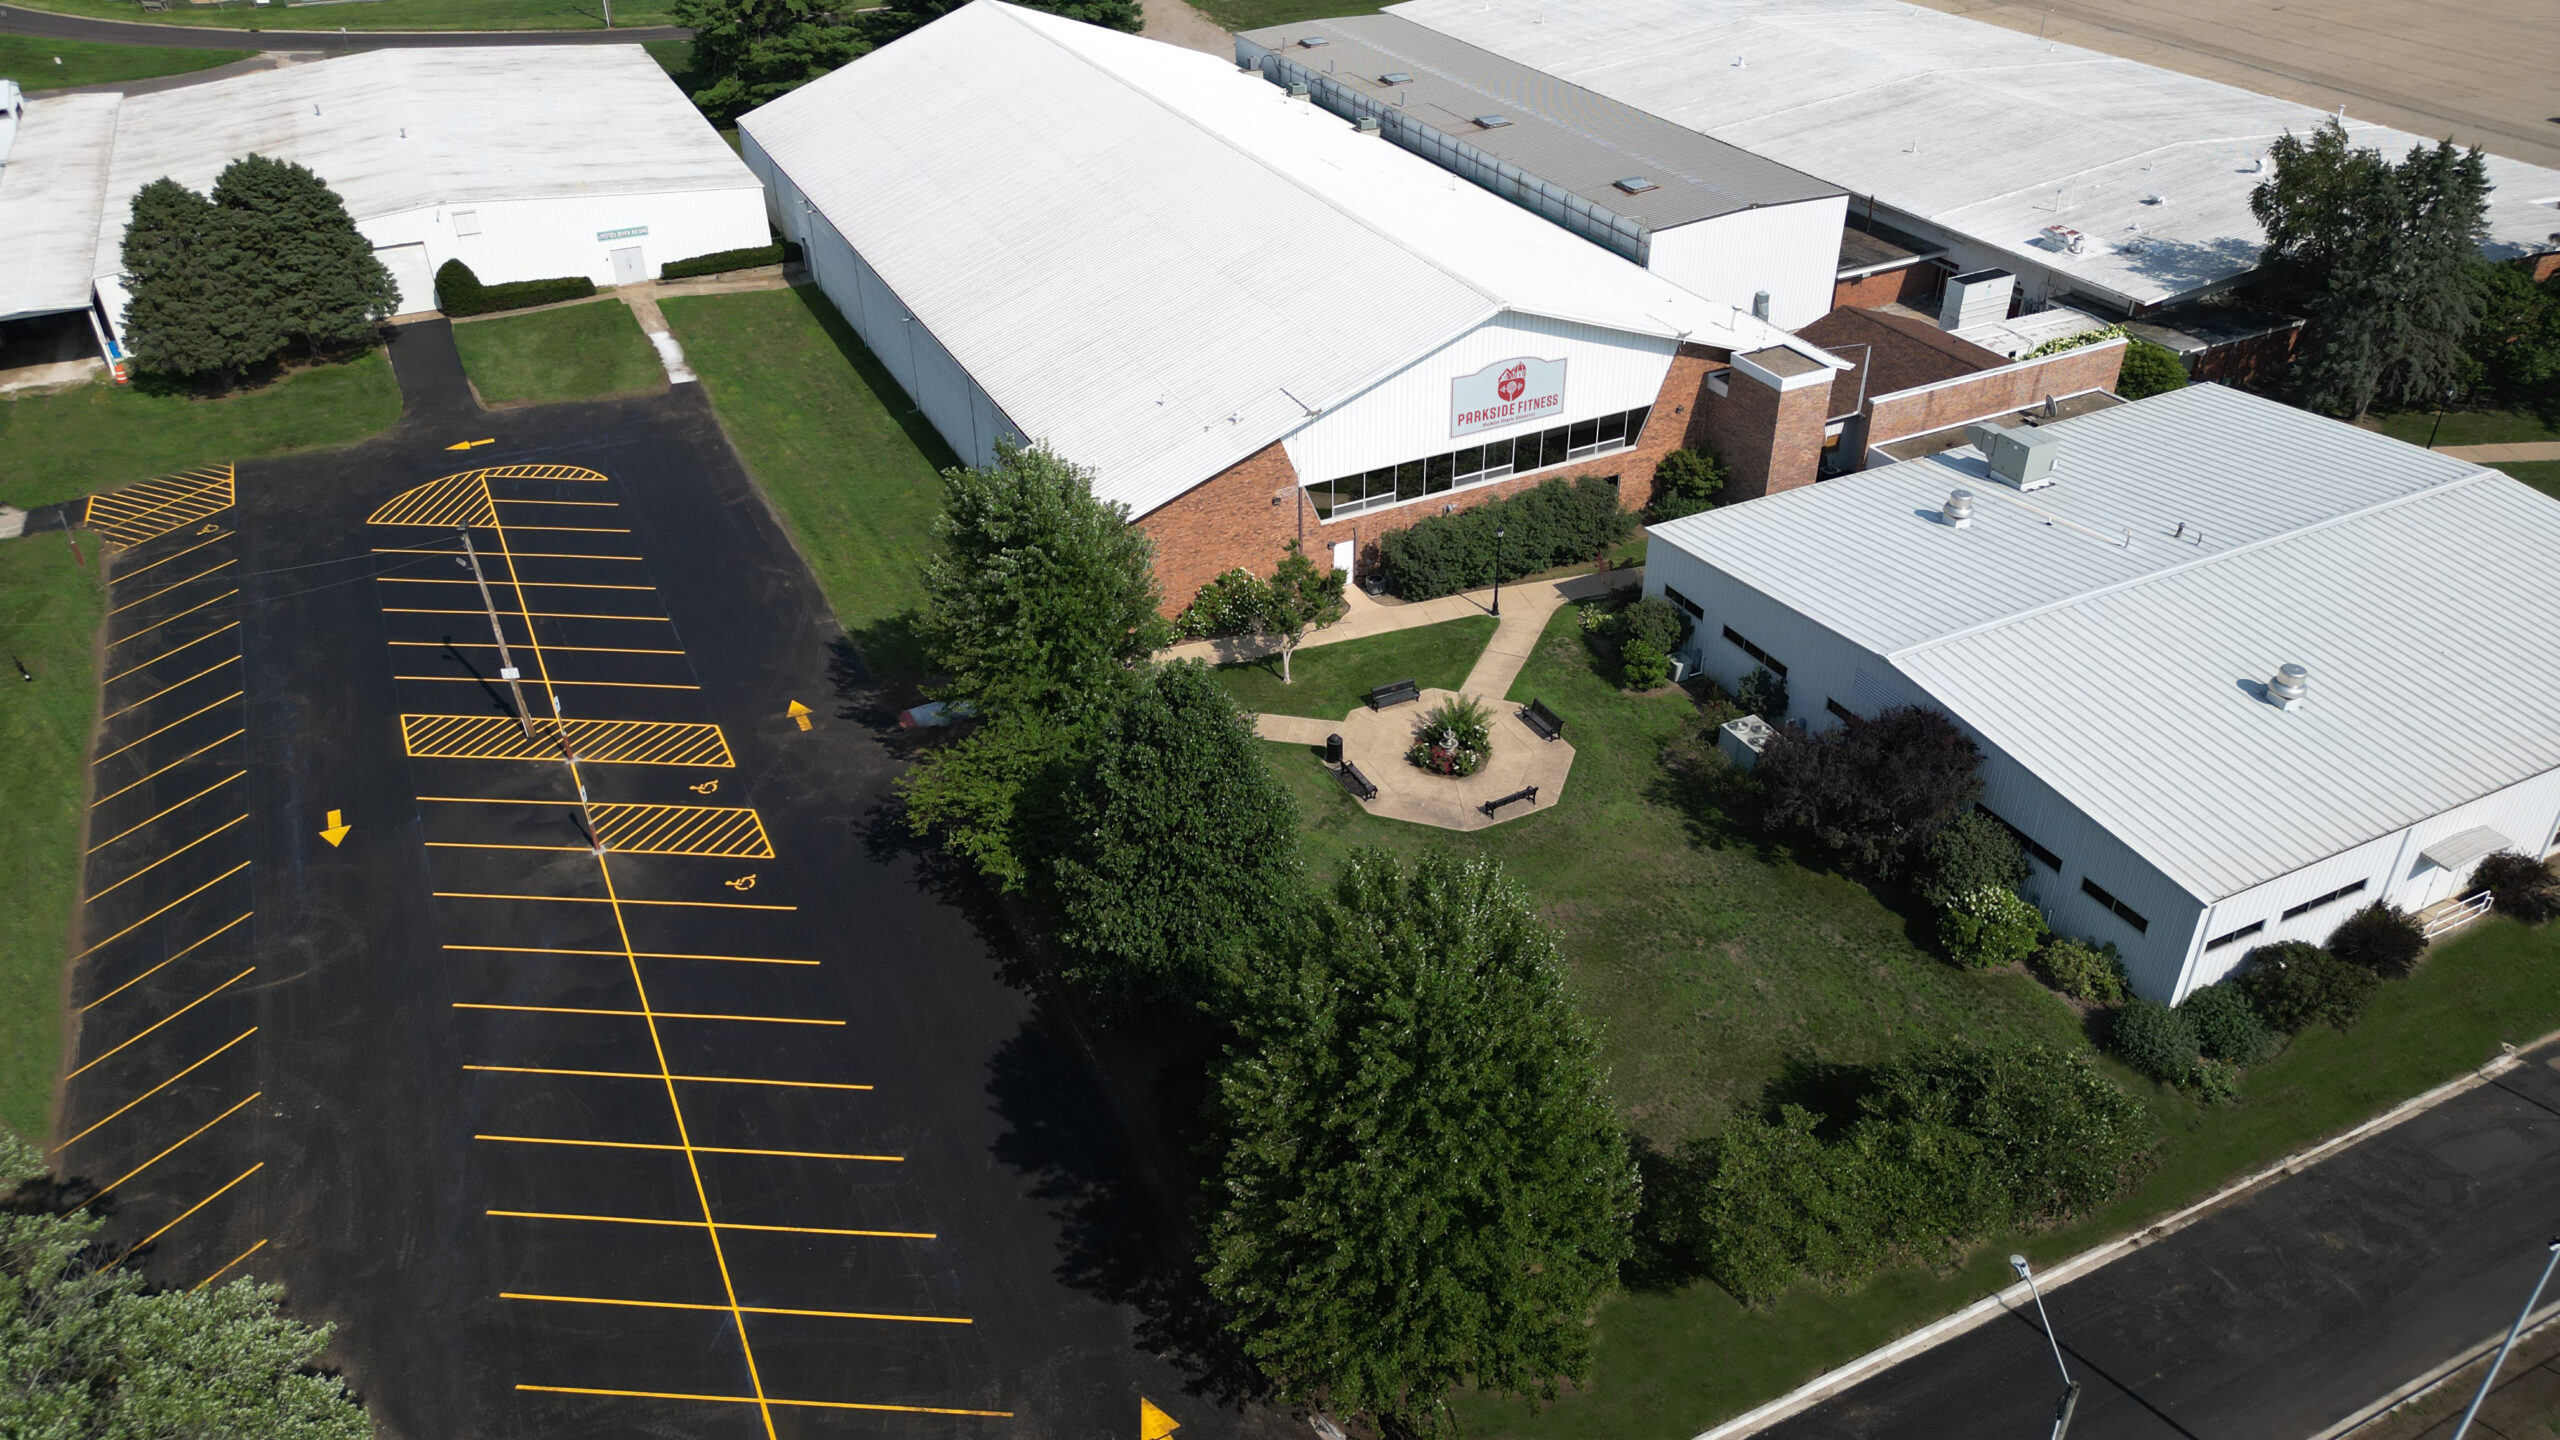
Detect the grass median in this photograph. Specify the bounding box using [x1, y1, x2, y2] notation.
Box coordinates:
[0, 532, 105, 1144]
[0, 34, 251, 88]
[1212, 615, 1497, 722]
[451, 299, 664, 406]
[0, 0, 669, 30]
[660, 285, 956, 674]
[2498, 460, 2560, 501]
[0, 353, 401, 511]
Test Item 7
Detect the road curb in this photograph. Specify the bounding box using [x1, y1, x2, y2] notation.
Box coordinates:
[2315, 1306, 2560, 1440]
[1691, 1032, 2559, 1440]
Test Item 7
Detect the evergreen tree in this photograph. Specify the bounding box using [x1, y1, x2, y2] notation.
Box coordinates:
[1051, 662, 1300, 1005]
[1206, 852, 1637, 1436]
[2251, 120, 2492, 418]
[870, 0, 1138, 45]
[671, 0, 870, 123]
[120, 179, 282, 386]
[2466, 261, 2560, 412]
[211, 154, 396, 352]
[0, 1133, 371, 1438]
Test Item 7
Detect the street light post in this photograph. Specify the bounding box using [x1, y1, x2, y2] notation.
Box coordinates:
[2010, 1254, 2082, 1440]
[2450, 1236, 2560, 1440]
[1491, 526, 1505, 617]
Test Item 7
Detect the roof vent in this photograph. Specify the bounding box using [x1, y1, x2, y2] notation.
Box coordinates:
[1287, 81, 1309, 97]
[1379, 71, 1411, 85]
[1354, 114, 1379, 134]
[2264, 663, 2308, 711]
[1296, 34, 1327, 46]
[1941, 489, 1974, 528]
[1474, 113, 1511, 128]
[1615, 176, 1658, 194]
[1974, 424, 2062, 490]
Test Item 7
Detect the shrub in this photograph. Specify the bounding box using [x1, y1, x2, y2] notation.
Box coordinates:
[2178, 983, 2278, 1065]
[1917, 809, 2028, 909]
[2473, 851, 2560, 923]
[1645, 446, 1727, 522]
[2032, 936, 2129, 1004]
[1173, 567, 1264, 640]
[1377, 476, 1636, 599]
[435, 259, 598, 316]
[658, 240, 800, 280]
[1936, 886, 2043, 969]
[1407, 694, 1492, 777]
[2326, 901, 2427, 977]
[2236, 941, 2377, 1032]
[2186, 1056, 2244, 1105]
[1866, 1042, 2156, 1228]
[1620, 636, 1671, 690]
[1618, 595, 1692, 655]
[2110, 998, 2200, 1081]
[2115, 338, 2190, 399]
[1735, 665, 1788, 721]
[1757, 705, 1982, 878]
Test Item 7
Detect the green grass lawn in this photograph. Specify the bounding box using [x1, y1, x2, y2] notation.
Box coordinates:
[0, 353, 401, 512]
[2498, 460, 2560, 500]
[2367, 406, 2560, 449]
[1255, 599, 2560, 1439]
[451, 300, 663, 406]
[1213, 615, 1497, 722]
[0, 33, 250, 89]
[1185, 0, 1382, 32]
[660, 285, 956, 672]
[0, 533, 105, 1145]
[2, 0, 670, 30]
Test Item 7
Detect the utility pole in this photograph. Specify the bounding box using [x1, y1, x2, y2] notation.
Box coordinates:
[2450, 1237, 2560, 1440]
[2011, 1255, 2082, 1440]
[456, 524, 533, 740]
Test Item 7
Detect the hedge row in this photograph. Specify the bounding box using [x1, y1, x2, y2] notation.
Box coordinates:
[435, 260, 596, 317]
[659, 240, 803, 281]
[1377, 475, 1634, 600]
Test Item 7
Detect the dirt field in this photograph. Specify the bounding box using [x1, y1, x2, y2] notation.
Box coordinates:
[1919, 0, 2560, 169]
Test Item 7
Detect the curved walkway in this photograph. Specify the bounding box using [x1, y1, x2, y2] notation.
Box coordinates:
[0, 3, 684, 48]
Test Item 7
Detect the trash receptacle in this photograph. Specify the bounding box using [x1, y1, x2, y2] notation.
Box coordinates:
[1325, 733, 1344, 766]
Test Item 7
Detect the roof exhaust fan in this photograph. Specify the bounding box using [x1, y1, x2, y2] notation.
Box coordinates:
[2264, 663, 2308, 711]
[1941, 489, 1974, 528]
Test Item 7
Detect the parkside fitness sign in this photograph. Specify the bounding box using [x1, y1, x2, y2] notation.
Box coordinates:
[1451, 355, 1567, 438]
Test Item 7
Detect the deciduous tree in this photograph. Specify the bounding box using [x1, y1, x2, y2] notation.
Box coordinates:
[1757, 705, 1982, 877]
[670, 0, 870, 123]
[1206, 852, 1636, 1436]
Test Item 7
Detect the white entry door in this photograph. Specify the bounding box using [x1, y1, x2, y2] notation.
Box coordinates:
[610, 246, 648, 286]
[375, 243, 435, 315]
[1331, 539, 1355, 588]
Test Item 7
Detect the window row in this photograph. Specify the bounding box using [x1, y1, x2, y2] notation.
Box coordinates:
[1720, 624, 1786, 678]
[1976, 803, 2061, 872]
[1306, 406, 1651, 520]
[2281, 878, 2367, 921]
[2080, 877, 2150, 934]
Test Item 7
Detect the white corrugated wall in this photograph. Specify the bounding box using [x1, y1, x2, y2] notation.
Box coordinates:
[356, 189, 767, 296]
[1647, 195, 1849, 331]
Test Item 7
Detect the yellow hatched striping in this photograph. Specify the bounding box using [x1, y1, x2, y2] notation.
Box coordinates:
[589, 803, 773, 859]
[399, 714, 734, 767]
[82, 467, 234, 551]
[365, 464, 610, 529]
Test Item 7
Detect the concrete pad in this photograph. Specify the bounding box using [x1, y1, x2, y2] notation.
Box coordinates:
[1283, 687, 1573, 832]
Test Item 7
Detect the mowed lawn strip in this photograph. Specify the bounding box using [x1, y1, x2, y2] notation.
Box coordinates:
[660, 286, 956, 651]
[0, 0, 668, 30]
[452, 300, 664, 406]
[0, 34, 251, 88]
[0, 534, 105, 1144]
[0, 353, 401, 511]
[2497, 460, 2560, 501]
[2367, 407, 2559, 448]
[1186, 0, 1384, 33]
[1213, 615, 1498, 723]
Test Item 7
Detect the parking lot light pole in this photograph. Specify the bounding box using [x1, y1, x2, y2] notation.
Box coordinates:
[455, 525, 534, 740]
[2450, 1236, 2560, 1440]
[2011, 1254, 2081, 1440]
[1492, 526, 1505, 616]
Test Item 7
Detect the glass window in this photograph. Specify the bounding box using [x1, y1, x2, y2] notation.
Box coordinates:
[1308, 477, 1355, 520]
[1481, 436, 1511, 474]
[1453, 445, 1484, 480]
[1542, 426, 1571, 469]
[1626, 406, 1651, 446]
[1567, 418, 1599, 458]
[1425, 452, 1454, 493]
[1596, 411, 1626, 445]
[1364, 467, 1395, 507]
[1395, 460, 1427, 501]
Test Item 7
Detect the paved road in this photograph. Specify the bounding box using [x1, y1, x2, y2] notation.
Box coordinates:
[0, 2, 683, 48]
[49, 323, 1281, 1440]
[1759, 1039, 2560, 1440]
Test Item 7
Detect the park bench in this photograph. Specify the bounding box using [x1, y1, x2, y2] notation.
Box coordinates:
[1520, 698, 1565, 741]
[1367, 677, 1421, 710]
[1336, 760, 1380, 802]
[1482, 784, 1540, 817]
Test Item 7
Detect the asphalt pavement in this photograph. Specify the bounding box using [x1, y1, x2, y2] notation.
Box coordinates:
[0, 3, 683, 49]
[49, 325, 1275, 1440]
[1759, 1039, 2560, 1440]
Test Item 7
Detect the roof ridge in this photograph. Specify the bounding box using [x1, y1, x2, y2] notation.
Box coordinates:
[1887, 448, 2500, 664]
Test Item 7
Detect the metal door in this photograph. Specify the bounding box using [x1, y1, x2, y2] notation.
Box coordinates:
[610, 246, 647, 286]
[376, 243, 435, 314]
[1331, 539, 1355, 588]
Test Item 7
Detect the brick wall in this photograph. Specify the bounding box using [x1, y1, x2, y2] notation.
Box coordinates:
[1692, 361, 1833, 502]
[1831, 263, 1942, 312]
[1135, 347, 1724, 613]
[2187, 324, 2301, 389]
[1863, 339, 2126, 451]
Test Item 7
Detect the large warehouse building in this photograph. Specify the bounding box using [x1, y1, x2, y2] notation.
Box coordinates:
[1381, 0, 2560, 318]
[0, 47, 765, 363]
[1646, 384, 2560, 1003]
[739, 0, 1862, 607]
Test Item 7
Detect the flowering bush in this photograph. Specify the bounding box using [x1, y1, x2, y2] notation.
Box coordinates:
[1936, 886, 2044, 970]
[1407, 694, 1493, 777]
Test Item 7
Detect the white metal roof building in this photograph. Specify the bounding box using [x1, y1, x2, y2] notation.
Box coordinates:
[741, 1, 1845, 601]
[1, 47, 765, 348]
[1646, 383, 2560, 1002]
[1384, 0, 2560, 316]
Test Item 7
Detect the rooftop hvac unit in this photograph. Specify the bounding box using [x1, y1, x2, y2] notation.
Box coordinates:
[1354, 115, 1379, 133]
[1296, 34, 1327, 46]
[1967, 424, 2062, 490]
[2040, 223, 2089, 254]
[1938, 268, 2013, 330]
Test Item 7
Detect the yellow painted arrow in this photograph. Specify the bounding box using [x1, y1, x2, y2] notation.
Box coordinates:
[319, 809, 352, 847]
[1140, 1398, 1179, 1440]
[787, 700, 813, 732]
[444, 438, 496, 451]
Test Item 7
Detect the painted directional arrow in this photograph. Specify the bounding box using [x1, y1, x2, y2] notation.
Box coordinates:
[787, 700, 813, 732]
[1140, 1398, 1179, 1440]
[319, 809, 352, 847]
[444, 438, 496, 451]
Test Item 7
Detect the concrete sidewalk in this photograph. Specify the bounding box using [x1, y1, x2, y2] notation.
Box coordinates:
[2442, 442, 2560, 463]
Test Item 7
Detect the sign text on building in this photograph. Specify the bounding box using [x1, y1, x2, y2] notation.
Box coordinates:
[597, 226, 649, 242]
[1451, 355, 1567, 438]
